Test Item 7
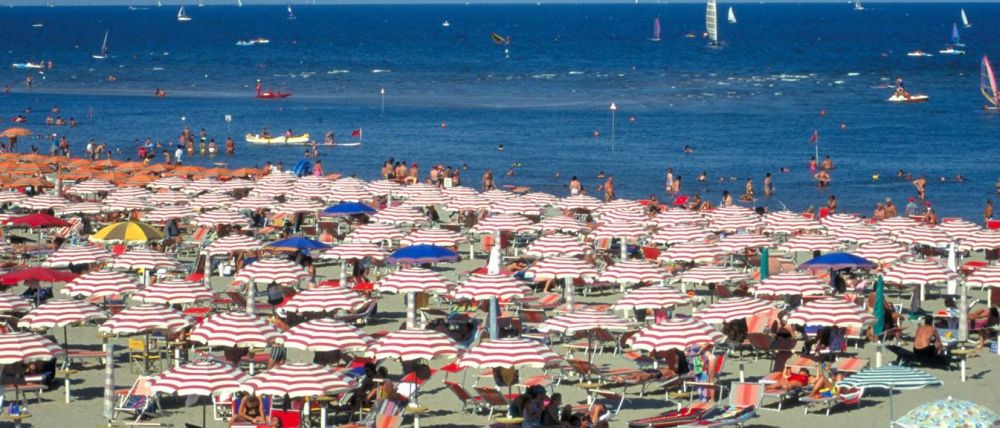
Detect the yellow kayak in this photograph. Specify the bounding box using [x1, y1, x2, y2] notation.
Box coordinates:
[244, 133, 310, 144]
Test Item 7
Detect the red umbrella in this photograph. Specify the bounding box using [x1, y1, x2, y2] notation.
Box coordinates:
[4, 213, 70, 228]
[0, 267, 77, 286]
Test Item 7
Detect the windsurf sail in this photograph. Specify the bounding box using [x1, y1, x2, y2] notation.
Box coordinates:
[981, 56, 998, 108]
[951, 22, 961, 45]
[491, 32, 511, 45]
[961, 8, 970, 28]
[287, 5, 296, 20]
[237, 0, 242, 6]
[95, 30, 109, 58]
[728, 6, 736, 24]
[854, 0, 863, 11]
[706, 0, 718, 45]
[651, 17, 661, 41]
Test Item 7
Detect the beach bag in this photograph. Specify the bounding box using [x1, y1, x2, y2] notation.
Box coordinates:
[266, 283, 284, 306]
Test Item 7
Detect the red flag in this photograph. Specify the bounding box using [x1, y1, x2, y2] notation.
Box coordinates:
[351, 128, 362, 138]
[809, 130, 818, 144]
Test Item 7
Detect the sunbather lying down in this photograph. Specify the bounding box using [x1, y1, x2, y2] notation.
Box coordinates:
[765, 367, 814, 393]
[615, 367, 677, 383]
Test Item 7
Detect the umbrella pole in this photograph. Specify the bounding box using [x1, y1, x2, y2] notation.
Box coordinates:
[202, 400, 207, 428]
[959, 281, 969, 342]
[564, 278, 574, 313]
[488, 297, 499, 340]
[103, 335, 115, 424]
[887, 385, 894, 427]
[339, 261, 348, 287]
[406, 291, 416, 329]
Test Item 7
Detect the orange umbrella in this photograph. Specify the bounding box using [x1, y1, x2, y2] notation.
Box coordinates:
[230, 168, 260, 177]
[10, 177, 53, 188]
[173, 165, 204, 174]
[21, 153, 51, 163]
[117, 162, 146, 172]
[124, 175, 155, 186]
[0, 127, 32, 138]
[64, 158, 93, 168]
[0, 153, 19, 160]
[203, 167, 230, 178]
[13, 164, 49, 174]
[145, 164, 172, 173]
[62, 169, 97, 180]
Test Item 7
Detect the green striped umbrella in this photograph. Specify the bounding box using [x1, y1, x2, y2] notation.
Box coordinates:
[873, 275, 886, 336]
[839, 365, 941, 424]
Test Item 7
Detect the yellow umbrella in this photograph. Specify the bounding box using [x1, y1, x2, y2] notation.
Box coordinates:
[89, 221, 164, 244]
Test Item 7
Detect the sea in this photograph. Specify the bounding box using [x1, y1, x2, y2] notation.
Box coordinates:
[0, 3, 997, 220]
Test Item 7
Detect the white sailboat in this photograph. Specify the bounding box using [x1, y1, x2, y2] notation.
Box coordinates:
[727, 6, 736, 24]
[961, 8, 970, 28]
[237, 0, 242, 7]
[854, 0, 864, 11]
[177, 5, 191, 21]
[706, 0, 719, 46]
[157, 0, 162, 7]
[92, 31, 109, 60]
[287, 5, 296, 20]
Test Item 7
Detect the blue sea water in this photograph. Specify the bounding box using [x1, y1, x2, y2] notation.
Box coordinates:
[0, 3, 997, 219]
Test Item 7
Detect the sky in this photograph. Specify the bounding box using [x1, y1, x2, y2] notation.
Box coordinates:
[15, 0, 1000, 6]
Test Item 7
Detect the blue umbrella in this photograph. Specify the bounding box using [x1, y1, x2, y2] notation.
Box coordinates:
[321, 202, 376, 217]
[264, 237, 331, 253]
[388, 245, 460, 265]
[798, 252, 876, 270]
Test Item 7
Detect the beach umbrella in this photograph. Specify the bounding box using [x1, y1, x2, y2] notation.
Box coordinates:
[591, 222, 649, 258]
[786, 297, 874, 328]
[472, 214, 536, 234]
[54, 202, 103, 215]
[837, 365, 941, 423]
[377, 267, 453, 328]
[401, 191, 447, 208]
[873, 275, 886, 336]
[873, 217, 921, 235]
[145, 205, 197, 222]
[557, 194, 602, 211]
[203, 234, 264, 256]
[882, 258, 958, 301]
[650, 225, 711, 245]
[0, 267, 77, 286]
[597, 208, 648, 224]
[522, 192, 559, 207]
[525, 233, 589, 258]
[598, 260, 670, 289]
[753, 272, 829, 297]
[17, 194, 71, 210]
[626, 318, 724, 352]
[820, 213, 864, 229]
[452, 273, 530, 301]
[321, 241, 389, 286]
[264, 236, 330, 253]
[321, 201, 376, 217]
[345, 222, 405, 244]
[612, 285, 690, 311]
[229, 195, 278, 210]
[778, 235, 843, 253]
[387, 244, 460, 264]
[149, 176, 190, 189]
[481, 189, 516, 204]
[365, 179, 400, 196]
[193, 208, 251, 227]
[763, 216, 824, 235]
[107, 187, 153, 200]
[0, 192, 26, 204]
[526, 256, 598, 311]
[371, 206, 428, 226]
[966, 264, 1000, 302]
[327, 185, 375, 202]
[102, 198, 153, 212]
[280, 286, 367, 314]
[147, 190, 192, 206]
[938, 219, 982, 241]
[673, 266, 752, 293]
[189, 313, 280, 349]
[0, 293, 31, 313]
[4, 213, 70, 228]
[182, 178, 226, 195]
[89, 220, 164, 244]
[42, 244, 113, 267]
[276, 318, 374, 353]
[828, 224, 889, 244]
[539, 310, 631, 334]
[694, 297, 774, 324]
[0, 127, 32, 138]
[367, 329, 459, 361]
[190, 192, 235, 210]
[60, 270, 140, 298]
[851, 240, 911, 264]
[716, 234, 773, 252]
[442, 186, 479, 199]
[233, 258, 309, 312]
[131, 279, 213, 305]
[798, 252, 876, 270]
[458, 338, 561, 369]
[658, 241, 725, 264]
[894, 225, 952, 248]
[958, 230, 1000, 251]
[111, 248, 183, 271]
[400, 228, 467, 247]
[709, 215, 764, 233]
[149, 361, 250, 428]
[0, 332, 64, 364]
[221, 178, 257, 192]
[895, 397, 998, 428]
[595, 199, 644, 214]
[445, 195, 492, 212]
[274, 198, 323, 214]
[534, 215, 589, 233]
[241, 362, 355, 398]
[19, 300, 106, 330]
[651, 209, 706, 227]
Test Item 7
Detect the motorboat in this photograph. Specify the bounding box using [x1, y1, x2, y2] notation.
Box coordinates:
[12, 62, 43, 69]
[907, 50, 933, 57]
[255, 79, 292, 99]
[939, 47, 965, 55]
[888, 93, 929, 103]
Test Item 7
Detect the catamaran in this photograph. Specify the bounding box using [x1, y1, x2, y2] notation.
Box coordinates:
[961, 8, 970, 28]
[92, 31, 109, 60]
[287, 5, 296, 20]
[706, 0, 719, 46]
[854, 0, 864, 11]
[651, 16, 661, 42]
[981, 56, 998, 110]
[728, 6, 736, 24]
[177, 6, 191, 22]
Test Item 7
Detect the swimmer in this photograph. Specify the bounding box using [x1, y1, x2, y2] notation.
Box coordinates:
[779, 167, 790, 174]
[554, 171, 561, 178]
[872, 172, 880, 181]
[497, 144, 504, 152]
[683, 145, 695, 154]
[698, 172, 707, 182]
[955, 174, 964, 182]
[597, 171, 605, 179]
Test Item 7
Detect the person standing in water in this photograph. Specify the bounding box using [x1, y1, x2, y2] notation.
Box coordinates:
[985, 199, 994, 225]
[602, 176, 615, 202]
[763, 173, 774, 197]
[913, 176, 927, 199]
[569, 176, 582, 196]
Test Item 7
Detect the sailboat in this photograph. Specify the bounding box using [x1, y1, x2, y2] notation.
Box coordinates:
[854, 0, 864, 11]
[177, 6, 191, 22]
[287, 5, 296, 20]
[981, 55, 998, 110]
[706, 0, 719, 46]
[157, 0, 162, 7]
[961, 8, 971, 28]
[92, 31, 109, 60]
[728, 6, 736, 24]
[651, 16, 661, 42]
[940, 22, 966, 55]
[237, 0, 242, 7]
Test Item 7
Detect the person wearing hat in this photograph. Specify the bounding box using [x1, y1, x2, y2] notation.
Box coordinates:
[904, 197, 920, 217]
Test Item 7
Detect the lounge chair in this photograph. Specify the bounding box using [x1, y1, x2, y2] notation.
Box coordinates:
[473, 386, 509, 420]
[679, 382, 765, 427]
[628, 407, 709, 428]
[565, 358, 645, 385]
[758, 356, 818, 411]
[800, 387, 865, 416]
[832, 357, 868, 374]
[114, 376, 161, 423]
[444, 381, 485, 414]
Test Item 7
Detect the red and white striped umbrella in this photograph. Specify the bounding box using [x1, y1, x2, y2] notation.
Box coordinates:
[459, 338, 561, 369]
[753, 272, 829, 297]
[710, 214, 764, 232]
[280, 287, 367, 314]
[376, 267, 453, 294]
[321, 242, 389, 261]
[763, 217, 824, 234]
[43, 245, 113, 267]
[526, 256, 598, 280]
[102, 198, 154, 212]
[274, 198, 323, 214]
[203, 235, 264, 256]
[346, 223, 405, 244]
[189, 193, 235, 210]
[658, 242, 725, 264]
[112, 248, 183, 271]
[882, 259, 958, 286]
[966, 265, 1000, 289]
[367, 329, 458, 361]
[525, 233, 589, 258]
[596, 199, 644, 214]
[277, 318, 374, 352]
[67, 179, 116, 195]
[651, 209, 707, 227]
[150, 361, 249, 396]
[396, 183, 441, 198]
[18, 194, 71, 210]
[650, 225, 711, 245]
[0, 292, 31, 313]
[599, 260, 670, 285]
[828, 225, 888, 244]
[221, 179, 256, 192]
[19, 300, 106, 329]
[787, 297, 874, 328]
[820, 213, 864, 229]
[539, 310, 632, 334]
[675, 266, 752, 285]
[288, 184, 330, 201]
[597, 209, 647, 224]
[873, 217, 921, 235]
[401, 192, 446, 208]
[894, 225, 952, 247]
[190, 313, 281, 348]
[523, 192, 559, 207]
[56, 202, 104, 215]
[108, 187, 152, 200]
[327, 185, 375, 202]
[716, 234, 774, 252]
[711, 206, 757, 217]
[557, 194, 602, 211]
[445, 195, 492, 212]
[534, 216, 589, 233]
[297, 175, 332, 187]
[452, 273, 529, 301]
[472, 214, 535, 234]
[490, 198, 542, 216]
[959, 230, 1000, 251]
[694, 297, 774, 324]
[371, 206, 428, 226]
[233, 259, 309, 286]
[132, 279, 213, 305]
[441, 186, 479, 199]
[148, 190, 192, 206]
[229, 195, 278, 211]
[365, 179, 401, 196]
[0, 192, 25, 204]
[194, 209, 251, 227]
[400, 228, 467, 247]
[481, 189, 516, 204]
[145, 205, 197, 222]
[0, 332, 65, 364]
[590, 221, 648, 240]
[251, 180, 293, 198]
[613, 286, 690, 311]
[778, 235, 844, 253]
[61, 270, 140, 298]
[939, 219, 982, 240]
[99, 304, 193, 335]
[626, 318, 724, 352]
[332, 177, 366, 188]
[149, 176, 191, 190]
[241, 362, 355, 398]
[851, 240, 912, 264]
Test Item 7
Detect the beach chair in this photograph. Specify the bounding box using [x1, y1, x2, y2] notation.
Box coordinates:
[114, 376, 161, 423]
[589, 388, 629, 416]
[128, 337, 163, 374]
[444, 381, 485, 415]
[682, 382, 764, 427]
[746, 333, 773, 361]
[178, 226, 210, 258]
[832, 357, 868, 374]
[757, 356, 818, 411]
[628, 407, 708, 428]
[473, 386, 509, 419]
[800, 387, 865, 416]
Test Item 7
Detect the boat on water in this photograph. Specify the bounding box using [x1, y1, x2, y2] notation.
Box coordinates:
[888, 94, 928, 103]
[236, 37, 270, 46]
[961, 8, 971, 28]
[92, 30, 109, 60]
[255, 79, 292, 99]
[177, 6, 191, 22]
[907, 50, 933, 57]
[939, 47, 965, 55]
[651, 16, 661, 42]
[31, 23, 43, 28]
[237, 0, 242, 7]
[11, 62, 43, 69]
[949, 22, 965, 47]
[727, 6, 736, 24]
[442, 20, 450, 27]
[705, 0, 719, 46]
[287, 5, 296, 20]
[981, 56, 998, 110]
[245, 133, 310, 144]
[854, 0, 864, 11]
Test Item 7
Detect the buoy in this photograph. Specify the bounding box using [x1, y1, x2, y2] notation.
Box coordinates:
[628, 116, 636, 123]
[592, 131, 600, 137]
[819, 109, 827, 117]
[440, 121, 447, 128]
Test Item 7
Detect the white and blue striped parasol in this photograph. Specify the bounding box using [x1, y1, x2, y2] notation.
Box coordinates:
[839, 365, 942, 425]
